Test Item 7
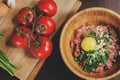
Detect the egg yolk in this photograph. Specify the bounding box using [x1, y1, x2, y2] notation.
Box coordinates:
[81, 37, 96, 51]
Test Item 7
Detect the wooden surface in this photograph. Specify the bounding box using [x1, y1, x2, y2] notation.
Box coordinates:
[35, 0, 120, 80]
[0, 0, 120, 80]
[0, 0, 82, 80]
[26, 1, 82, 80]
[60, 7, 120, 80]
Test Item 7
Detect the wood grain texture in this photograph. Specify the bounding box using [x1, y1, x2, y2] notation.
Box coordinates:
[0, 0, 82, 80]
[60, 7, 120, 80]
[26, 1, 82, 80]
[35, 0, 120, 80]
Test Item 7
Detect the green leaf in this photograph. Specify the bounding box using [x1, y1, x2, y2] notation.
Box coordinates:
[105, 51, 111, 55]
[83, 31, 96, 38]
[82, 64, 90, 72]
[83, 33, 88, 37]
[79, 53, 84, 60]
[102, 56, 107, 64]
[73, 57, 78, 62]
[0, 34, 4, 39]
[114, 52, 119, 59]
[39, 24, 45, 31]
[106, 41, 112, 45]
[109, 34, 114, 39]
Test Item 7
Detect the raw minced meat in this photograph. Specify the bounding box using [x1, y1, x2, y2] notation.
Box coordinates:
[70, 24, 120, 72]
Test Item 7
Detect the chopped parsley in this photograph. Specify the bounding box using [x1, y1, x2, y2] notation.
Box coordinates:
[72, 25, 120, 72]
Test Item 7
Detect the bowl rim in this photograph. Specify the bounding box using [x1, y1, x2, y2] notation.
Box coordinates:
[60, 7, 120, 80]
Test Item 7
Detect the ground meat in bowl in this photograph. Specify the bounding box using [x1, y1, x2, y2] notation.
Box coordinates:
[70, 24, 120, 73]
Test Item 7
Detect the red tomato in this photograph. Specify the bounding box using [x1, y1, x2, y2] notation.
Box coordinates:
[17, 7, 35, 26]
[11, 26, 33, 48]
[30, 36, 53, 59]
[37, 0, 57, 16]
[35, 16, 55, 36]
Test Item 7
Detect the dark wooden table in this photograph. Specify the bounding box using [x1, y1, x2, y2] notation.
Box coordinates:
[0, 0, 120, 80]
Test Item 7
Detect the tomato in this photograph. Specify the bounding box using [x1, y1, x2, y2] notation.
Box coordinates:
[17, 7, 35, 26]
[30, 36, 53, 59]
[35, 16, 55, 36]
[11, 26, 33, 48]
[37, 0, 57, 16]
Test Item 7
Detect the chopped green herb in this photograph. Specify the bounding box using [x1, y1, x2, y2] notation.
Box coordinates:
[106, 41, 112, 45]
[114, 52, 119, 59]
[0, 34, 4, 39]
[73, 57, 78, 62]
[79, 53, 84, 60]
[71, 25, 120, 72]
[109, 34, 114, 39]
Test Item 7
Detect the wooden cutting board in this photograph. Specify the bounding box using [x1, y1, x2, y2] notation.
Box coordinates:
[0, 0, 82, 80]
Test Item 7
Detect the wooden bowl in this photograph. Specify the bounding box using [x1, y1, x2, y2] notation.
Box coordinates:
[60, 7, 120, 80]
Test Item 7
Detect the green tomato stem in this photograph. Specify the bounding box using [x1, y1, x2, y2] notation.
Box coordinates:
[27, 7, 43, 48]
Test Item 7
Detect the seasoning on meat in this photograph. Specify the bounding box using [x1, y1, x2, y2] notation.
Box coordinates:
[70, 24, 120, 72]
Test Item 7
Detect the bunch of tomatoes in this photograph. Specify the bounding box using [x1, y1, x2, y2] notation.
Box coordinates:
[10, 0, 57, 59]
